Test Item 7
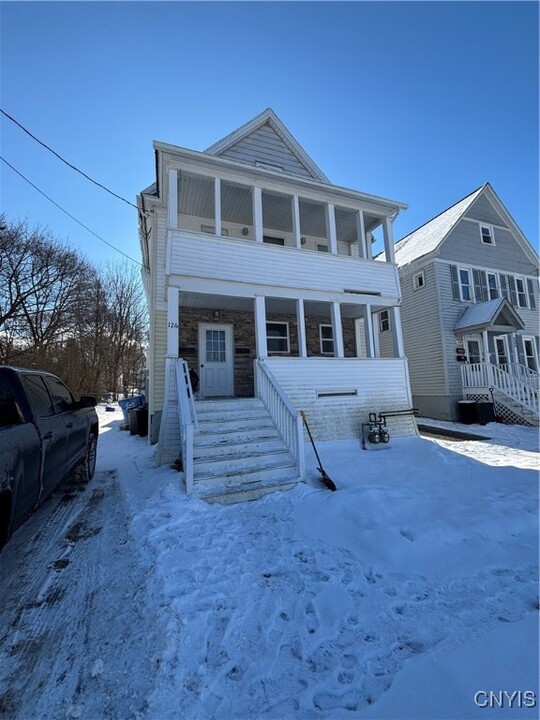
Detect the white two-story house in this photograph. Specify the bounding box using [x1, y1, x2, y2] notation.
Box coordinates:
[137, 109, 417, 503]
[393, 183, 539, 426]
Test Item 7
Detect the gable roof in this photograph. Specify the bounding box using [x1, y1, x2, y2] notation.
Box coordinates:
[394, 183, 539, 269]
[454, 297, 525, 333]
[204, 108, 330, 184]
[394, 185, 486, 267]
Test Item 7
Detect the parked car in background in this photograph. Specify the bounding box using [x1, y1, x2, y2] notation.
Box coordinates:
[0, 367, 99, 549]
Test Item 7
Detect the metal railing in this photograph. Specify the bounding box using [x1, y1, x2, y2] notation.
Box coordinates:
[175, 359, 198, 494]
[460, 362, 538, 414]
[254, 360, 305, 480]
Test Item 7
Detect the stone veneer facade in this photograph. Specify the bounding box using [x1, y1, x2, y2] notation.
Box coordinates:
[179, 307, 357, 396]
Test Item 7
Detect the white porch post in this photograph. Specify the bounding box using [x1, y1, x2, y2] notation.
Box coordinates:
[330, 302, 344, 358]
[168, 168, 178, 229]
[166, 286, 179, 357]
[326, 203, 338, 255]
[214, 177, 221, 236]
[510, 332, 519, 366]
[364, 304, 376, 358]
[482, 330, 492, 385]
[382, 216, 396, 264]
[390, 306, 405, 358]
[356, 210, 367, 259]
[253, 187, 263, 243]
[292, 195, 301, 249]
[254, 295, 267, 358]
[296, 298, 307, 357]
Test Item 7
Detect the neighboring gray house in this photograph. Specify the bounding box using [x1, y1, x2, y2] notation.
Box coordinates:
[388, 183, 539, 425]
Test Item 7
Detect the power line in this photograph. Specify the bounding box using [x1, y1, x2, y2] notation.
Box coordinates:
[1, 107, 141, 212]
[1, 155, 143, 267]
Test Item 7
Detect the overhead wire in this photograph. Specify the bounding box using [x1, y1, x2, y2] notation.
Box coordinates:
[0, 107, 142, 213]
[1, 155, 143, 267]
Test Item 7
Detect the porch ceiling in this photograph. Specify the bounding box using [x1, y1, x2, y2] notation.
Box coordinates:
[179, 291, 371, 319]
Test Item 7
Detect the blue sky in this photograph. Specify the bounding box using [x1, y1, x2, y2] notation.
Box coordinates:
[1, 1, 538, 265]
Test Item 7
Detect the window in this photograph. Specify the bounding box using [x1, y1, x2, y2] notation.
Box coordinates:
[523, 337, 538, 372]
[205, 330, 226, 363]
[21, 374, 55, 418]
[266, 322, 289, 353]
[317, 244, 328, 253]
[263, 236, 285, 246]
[379, 310, 391, 333]
[0, 375, 22, 427]
[480, 224, 495, 245]
[459, 268, 472, 301]
[487, 273, 499, 300]
[319, 325, 334, 354]
[413, 271, 425, 290]
[515, 278, 528, 308]
[201, 225, 229, 236]
[527, 278, 537, 310]
[44, 376, 74, 414]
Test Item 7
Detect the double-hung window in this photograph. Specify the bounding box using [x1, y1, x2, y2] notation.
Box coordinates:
[379, 310, 391, 332]
[526, 278, 537, 309]
[319, 325, 334, 354]
[266, 322, 289, 353]
[459, 268, 472, 301]
[480, 224, 495, 245]
[487, 273, 499, 300]
[515, 278, 528, 308]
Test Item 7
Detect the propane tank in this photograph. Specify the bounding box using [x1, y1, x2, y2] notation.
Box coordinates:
[378, 426, 390, 444]
[368, 426, 380, 444]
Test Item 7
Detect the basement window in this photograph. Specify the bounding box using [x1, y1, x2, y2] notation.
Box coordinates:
[266, 322, 289, 353]
[317, 389, 358, 398]
[317, 244, 328, 253]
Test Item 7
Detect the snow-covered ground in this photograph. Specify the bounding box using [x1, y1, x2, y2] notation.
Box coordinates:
[1, 408, 538, 719]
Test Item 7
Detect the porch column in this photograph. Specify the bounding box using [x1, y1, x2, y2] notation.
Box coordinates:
[254, 295, 267, 358]
[390, 306, 405, 358]
[214, 177, 222, 236]
[382, 216, 396, 264]
[166, 286, 179, 357]
[510, 333, 519, 366]
[356, 209, 368, 259]
[292, 195, 301, 249]
[168, 169, 178, 229]
[296, 298, 307, 357]
[326, 203, 338, 255]
[253, 187, 263, 243]
[364, 304, 376, 358]
[330, 302, 344, 358]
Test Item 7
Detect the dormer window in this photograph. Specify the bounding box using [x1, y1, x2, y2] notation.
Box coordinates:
[480, 224, 495, 245]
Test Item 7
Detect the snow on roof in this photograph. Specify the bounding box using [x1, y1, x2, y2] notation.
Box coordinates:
[455, 297, 524, 331]
[394, 185, 486, 267]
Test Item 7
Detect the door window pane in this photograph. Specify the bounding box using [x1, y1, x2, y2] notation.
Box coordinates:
[467, 340, 481, 364]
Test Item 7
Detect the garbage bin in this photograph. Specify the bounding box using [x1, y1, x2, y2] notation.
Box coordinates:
[118, 395, 144, 424]
[457, 400, 478, 425]
[476, 402, 496, 426]
[137, 406, 148, 437]
[129, 407, 139, 435]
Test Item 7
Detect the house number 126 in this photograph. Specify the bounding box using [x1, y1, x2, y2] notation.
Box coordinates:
[168, 322, 178, 328]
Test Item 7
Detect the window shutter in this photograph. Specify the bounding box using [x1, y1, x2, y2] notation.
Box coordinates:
[527, 278, 536, 309]
[450, 265, 460, 300]
[507, 276, 517, 306]
[472, 269, 487, 304]
[499, 274, 509, 300]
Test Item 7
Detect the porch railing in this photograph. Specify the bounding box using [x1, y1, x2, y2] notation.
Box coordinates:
[510, 362, 539, 389]
[460, 362, 538, 414]
[254, 360, 305, 480]
[175, 358, 198, 494]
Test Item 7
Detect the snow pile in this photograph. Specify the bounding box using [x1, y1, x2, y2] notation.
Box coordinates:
[97, 408, 539, 719]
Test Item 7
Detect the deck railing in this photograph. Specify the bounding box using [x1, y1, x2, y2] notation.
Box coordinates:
[255, 360, 305, 480]
[175, 359, 198, 494]
[460, 362, 538, 414]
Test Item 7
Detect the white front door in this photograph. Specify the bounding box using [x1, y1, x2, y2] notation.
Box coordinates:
[464, 335, 483, 364]
[494, 335, 510, 370]
[199, 323, 234, 397]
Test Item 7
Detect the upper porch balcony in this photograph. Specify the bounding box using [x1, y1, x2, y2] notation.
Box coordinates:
[165, 167, 401, 303]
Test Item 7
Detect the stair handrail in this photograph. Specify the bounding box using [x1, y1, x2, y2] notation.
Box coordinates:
[254, 360, 305, 480]
[510, 362, 539, 389]
[488, 362, 538, 414]
[175, 358, 197, 494]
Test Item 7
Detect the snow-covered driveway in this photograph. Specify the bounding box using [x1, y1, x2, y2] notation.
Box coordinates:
[0, 408, 538, 719]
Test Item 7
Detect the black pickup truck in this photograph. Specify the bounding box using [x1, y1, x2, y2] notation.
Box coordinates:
[0, 367, 99, 548]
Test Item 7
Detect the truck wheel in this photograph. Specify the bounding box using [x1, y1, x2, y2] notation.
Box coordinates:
[84, 434, 98, 481]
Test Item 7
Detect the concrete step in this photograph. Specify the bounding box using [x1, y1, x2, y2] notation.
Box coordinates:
[194, 463, 298, 494]
[193, 437, 285, 460]
[194, 450, 293, 479]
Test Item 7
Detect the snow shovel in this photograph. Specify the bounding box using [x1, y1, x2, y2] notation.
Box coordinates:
[300, 411, 337, 492]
